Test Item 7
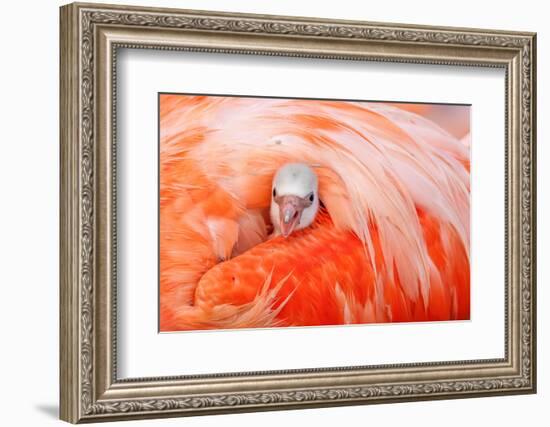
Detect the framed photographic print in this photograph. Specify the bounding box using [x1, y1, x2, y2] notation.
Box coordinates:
[59, 2, 537, 423]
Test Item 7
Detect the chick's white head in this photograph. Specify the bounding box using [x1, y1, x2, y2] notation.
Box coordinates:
[270, 163, 320, 238]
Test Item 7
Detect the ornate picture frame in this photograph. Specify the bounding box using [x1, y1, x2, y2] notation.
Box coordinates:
[60, 2, 536, 423]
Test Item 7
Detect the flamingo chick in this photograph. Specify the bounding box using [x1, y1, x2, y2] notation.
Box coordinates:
[270, 163, 320, 238]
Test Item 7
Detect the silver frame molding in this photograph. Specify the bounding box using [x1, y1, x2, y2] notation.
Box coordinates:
[60, 2, 537, 423]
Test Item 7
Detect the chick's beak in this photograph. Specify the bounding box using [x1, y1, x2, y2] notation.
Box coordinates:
[278, 195, 304, 238]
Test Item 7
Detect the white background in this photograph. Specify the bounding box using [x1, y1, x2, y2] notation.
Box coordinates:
[118, 50, 504, 377]
[0, 0, 545, 426]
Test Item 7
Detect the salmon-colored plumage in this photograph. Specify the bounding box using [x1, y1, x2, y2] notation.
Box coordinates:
[159, 95, 470, 331]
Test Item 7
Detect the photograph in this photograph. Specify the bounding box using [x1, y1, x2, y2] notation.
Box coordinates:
[56, 2, 537, 422]
[159, 94, 471, 331]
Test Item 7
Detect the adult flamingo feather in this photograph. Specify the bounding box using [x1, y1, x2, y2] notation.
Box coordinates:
[159, 94, 470, 331]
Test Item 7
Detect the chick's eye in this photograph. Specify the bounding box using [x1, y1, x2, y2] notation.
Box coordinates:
[309, 193, 314, 202]
[272, 188, 277, 197]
